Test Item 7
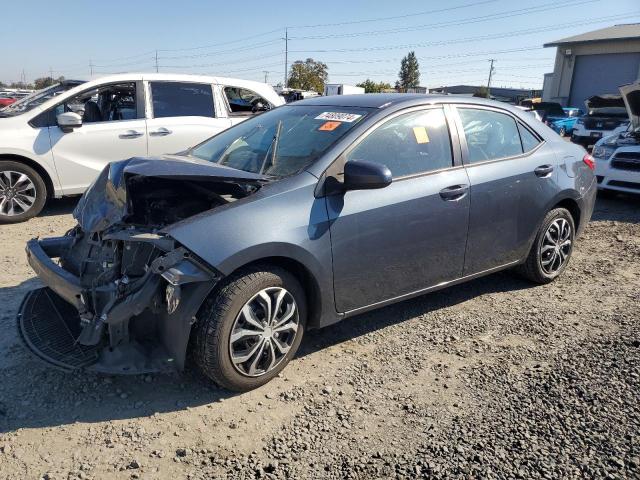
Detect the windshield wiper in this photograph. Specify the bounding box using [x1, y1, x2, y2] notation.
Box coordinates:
[260, 120, 282, 175]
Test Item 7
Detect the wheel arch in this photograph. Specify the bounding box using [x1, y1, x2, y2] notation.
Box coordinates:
[553, 196, 581, 233]
[0, 153, 56, 198]
[225, 255, 325, 329]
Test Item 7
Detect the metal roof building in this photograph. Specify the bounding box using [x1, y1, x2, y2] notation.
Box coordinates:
[542, 24, 640, 107]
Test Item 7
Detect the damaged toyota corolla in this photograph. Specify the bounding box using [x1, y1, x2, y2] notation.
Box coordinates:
[19, 94, 596, 391]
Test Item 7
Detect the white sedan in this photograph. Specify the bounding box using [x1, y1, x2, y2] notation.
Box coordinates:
[0, 73, 284, 222]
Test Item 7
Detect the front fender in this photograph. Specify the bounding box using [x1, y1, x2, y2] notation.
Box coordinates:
[164, 174, 338, 327]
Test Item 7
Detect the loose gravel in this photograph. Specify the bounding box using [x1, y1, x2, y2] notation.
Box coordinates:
[0, 194, 638, 480]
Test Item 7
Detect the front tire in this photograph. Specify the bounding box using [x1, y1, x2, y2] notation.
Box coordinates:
[517, 208, 575, 284]
[0, 161, 47, 223]
[193, 265, 306, 391]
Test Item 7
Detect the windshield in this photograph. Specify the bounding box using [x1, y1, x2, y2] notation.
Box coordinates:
[0, 82, 81, 116]
[191, 105, 370, 177]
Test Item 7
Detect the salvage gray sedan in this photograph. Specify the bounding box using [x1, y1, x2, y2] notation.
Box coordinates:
[19, 94, 597, 391]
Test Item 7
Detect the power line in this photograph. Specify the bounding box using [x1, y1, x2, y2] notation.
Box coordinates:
[289, 0, 500, 29]
[160, 39, 282, 60]
[289, 0, 600, 40]
[289, 12, 639, 53]
[157, 28, 284, 52]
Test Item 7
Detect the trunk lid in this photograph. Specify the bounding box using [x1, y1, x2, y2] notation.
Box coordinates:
[620, 82, 640, 130]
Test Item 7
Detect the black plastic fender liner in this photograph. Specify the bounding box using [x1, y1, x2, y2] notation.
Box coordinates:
[158, 281, 216, 370]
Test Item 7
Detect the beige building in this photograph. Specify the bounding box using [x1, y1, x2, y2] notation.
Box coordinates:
[542, 24, 640, 107]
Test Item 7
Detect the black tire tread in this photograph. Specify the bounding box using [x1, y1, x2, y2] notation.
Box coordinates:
[0, 160, 47, 223]
[193, 264, 304, 391]
[516, 207, 574, 284]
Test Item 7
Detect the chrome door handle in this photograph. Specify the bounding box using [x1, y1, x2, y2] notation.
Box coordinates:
[534, 164, 554, 177]
[149, 127, 172, 136]
[119, 130, 144, 139]
[439, 184, 468, 201]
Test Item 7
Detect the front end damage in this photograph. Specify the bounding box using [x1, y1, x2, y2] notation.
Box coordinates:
[18, 156, 266, 373]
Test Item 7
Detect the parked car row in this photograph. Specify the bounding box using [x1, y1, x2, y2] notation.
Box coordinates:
[0, 74, 284, 222]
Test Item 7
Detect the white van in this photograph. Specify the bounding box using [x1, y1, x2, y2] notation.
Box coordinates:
[0, 73, 284, 222]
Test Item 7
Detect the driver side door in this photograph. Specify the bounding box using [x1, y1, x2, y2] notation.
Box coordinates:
[326, 106, 470, 313]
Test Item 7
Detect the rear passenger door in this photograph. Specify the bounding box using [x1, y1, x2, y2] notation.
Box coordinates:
[145, 81, 232, 156]
[453, 106, 560, 275]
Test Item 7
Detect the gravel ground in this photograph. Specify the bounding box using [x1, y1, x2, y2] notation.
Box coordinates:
[0, 193, 638, 480]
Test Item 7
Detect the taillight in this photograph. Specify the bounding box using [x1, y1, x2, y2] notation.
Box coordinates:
[583, 153, 595, 170]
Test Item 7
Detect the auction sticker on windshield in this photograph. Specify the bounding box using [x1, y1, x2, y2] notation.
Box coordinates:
[315, 112, 363, 123]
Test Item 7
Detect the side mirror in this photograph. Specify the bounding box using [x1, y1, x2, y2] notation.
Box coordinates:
[343, 160, 392, 191]
[252, 102, 270, 113]
[57, 112, 82, 132]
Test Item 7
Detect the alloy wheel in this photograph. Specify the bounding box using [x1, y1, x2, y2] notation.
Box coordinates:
[540, 218, 572, 275]
[229, 287, 299, 377]
[0, 170, 37, 217]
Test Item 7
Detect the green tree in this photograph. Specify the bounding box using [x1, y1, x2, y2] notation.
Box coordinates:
[356, 79, 392, 93]
[288, 58, 328, 93]
[33, 76, 64, 90]
[473, 86, 490, 98]
[397, 51, 420, 90]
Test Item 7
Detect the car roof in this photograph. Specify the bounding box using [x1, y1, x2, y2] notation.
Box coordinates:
[291, 93, 527, 112]
[25, 73, 281, 117]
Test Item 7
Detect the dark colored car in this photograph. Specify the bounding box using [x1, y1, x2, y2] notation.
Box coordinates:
[19, 94, 597, 391]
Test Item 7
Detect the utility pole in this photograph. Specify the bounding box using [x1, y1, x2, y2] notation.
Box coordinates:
[89, 60, 94, 77]
[486, 59, 496, 94]
[263, 71, 269, 84]
[155, 50, 159, 73]
[283, 28, 288, 88]
[49, 67, 54, 81]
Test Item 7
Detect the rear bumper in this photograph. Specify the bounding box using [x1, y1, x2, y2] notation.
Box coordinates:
[25, 237, 82, 308]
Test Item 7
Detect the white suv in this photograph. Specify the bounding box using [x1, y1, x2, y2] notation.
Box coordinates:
[0, 73, 284, 222]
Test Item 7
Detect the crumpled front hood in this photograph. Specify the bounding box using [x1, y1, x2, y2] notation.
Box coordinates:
[73, 155, 267, 233]
[620, 82, 640, 130]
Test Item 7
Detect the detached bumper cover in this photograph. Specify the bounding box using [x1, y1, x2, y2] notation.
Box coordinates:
[25, 237, 82, 308]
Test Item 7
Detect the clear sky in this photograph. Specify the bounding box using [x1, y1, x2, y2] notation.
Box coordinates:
[2, 0, 639, 89]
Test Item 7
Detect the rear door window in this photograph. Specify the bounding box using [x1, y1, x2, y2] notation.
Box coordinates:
[518, 124, 541, 153]
[457, 108, 523, 163]
[150, 82, 214, 118]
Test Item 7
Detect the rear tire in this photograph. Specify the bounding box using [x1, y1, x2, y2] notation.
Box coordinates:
[193, 265, 306, 391]
[0, 161, 47, 223]
[516, 208, 575, 284]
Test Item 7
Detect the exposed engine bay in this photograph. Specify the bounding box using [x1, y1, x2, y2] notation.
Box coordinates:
[18, 155, 267, 373]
